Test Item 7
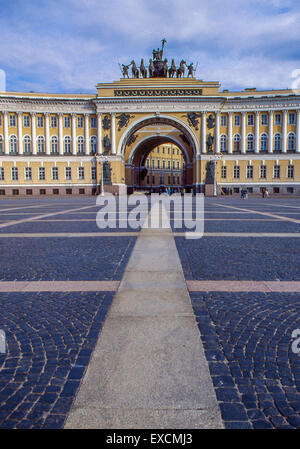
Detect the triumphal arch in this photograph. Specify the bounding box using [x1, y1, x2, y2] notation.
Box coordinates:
[1, 40, 300, 196]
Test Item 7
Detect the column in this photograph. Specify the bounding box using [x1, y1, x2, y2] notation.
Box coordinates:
[282, 110, 287, 153]
[241, 112, 246, 154]
[255, 111, 260, 154]
[228, 112, 233, 154]
[85, 114, 90, 155]
[97, 113, 102, 154]
[296, 110, 300, 153]
[268, 111, 273, 153]
[111, 113, 116, 154]
[201, 112, 206, 153]
[31, 112, 37, 155]
[215, 112, 220, 154]
[72, 113, 77, 155]
[4, 112, 9, 154]
[58, 113, 63, 155]
[17, 112, 23, 154]
[45, 113, 50, 155]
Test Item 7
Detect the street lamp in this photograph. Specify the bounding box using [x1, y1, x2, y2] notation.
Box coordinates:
[96, 155, 110, 196]
[209, 154, 222, 197]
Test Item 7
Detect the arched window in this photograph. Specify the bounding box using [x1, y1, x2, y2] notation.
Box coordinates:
[90, 136, 97, 154]
[274, 133, 281, 151]
[288, 132, 295, 151]
[64, 136, 71, 153]
[233, 134, 240, 152]
[260, 133, 267, 152]
[37, 136, 45, 153]
[51, 136, 58, 153]
[247, 134, 254, 151]
[220, 135, 227, 152]
[10, 135, 17, 153]
[77, 136, 84, 154]
[0, 135, 3, 153]
[23, 136, 31, 153]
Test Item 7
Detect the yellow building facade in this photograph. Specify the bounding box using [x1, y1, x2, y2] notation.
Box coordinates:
[0, 75, 300, 196]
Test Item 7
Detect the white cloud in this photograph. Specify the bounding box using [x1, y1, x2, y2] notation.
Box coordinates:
[0, 0, 300, 92]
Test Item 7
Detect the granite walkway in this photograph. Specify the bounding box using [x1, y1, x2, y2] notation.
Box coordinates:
[65, 203, 223, 429]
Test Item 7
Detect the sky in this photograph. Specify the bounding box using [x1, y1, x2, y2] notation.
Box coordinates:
[0, 0, 300, 94]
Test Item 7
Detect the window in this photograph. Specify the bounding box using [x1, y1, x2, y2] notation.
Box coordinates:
[10, 135, 17, 153]
[247, 165, 253, 179]
[37, 116, 44, 127]
[90, 136, 97, 154]
[37, 136, 45, 153]
[77, 136, 84, 154]
[275, 114, 281, 125]
[274, 133, 281, 151]
[51, 136, 58, 153]
[0, 135, 3, 153]
[77, 116, 83, 128]
[9, 115, 16, 127]
[91, 166, 96, 180]
[78, 166, 85, 180]
[162, 160, 166, 169]
[221, 115, 227, 126]
[159, 175, 164, 184]
[11, 167, 18, 180]
[287, 187, 294, 194]
[79, 188, 85, 195]
[248, 114, 254, 126]
[177, 161, 179, 169]
[25, 167, 32, 180]
[273, 165, 280, 178]
[26, 189, 32, 195]
[261, 114, 268, 126]
[39, 167, 45, 180]
[233, 134, 240, 152]
[288, 164, 294, 179]
[233, 165, 240, 179]
[273, 187, 280, 194]
[220, 135, 227, 152]
[40, 189, 46, 195]
[247, 134, 254, 151]
[65, 167, 72, 180]
[288, 133, 295, 151]
[91, 117, 97, 128]
[260, 165, 267, 179]
[52, 167, 59, 180]
[221, 166, 227, 179]
[64, 136, 71, 153]
[173, 161, 175, 169]
[157, 159, 160, 169]
[64, 116, 70, 128]
[51, 116, 57, 128]
[260, 133, 267, 152]
[167, 160, 170, 169]
[146, 159, 150, 168]
[23, 136, 31, 153]
[234, 115, 240, 126]
[152, 159, 155, 168]
[289, 113, 295, 125]
[0, 167, 4, 180]
[23, 115, 30, 127]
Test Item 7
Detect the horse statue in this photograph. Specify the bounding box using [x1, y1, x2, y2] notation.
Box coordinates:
[176, 60, 186, 78]
[140, 59, 147, 78]
[169, 59, 176, 78]
[149, 58, 155, 78]
[130, 60, 139, 78]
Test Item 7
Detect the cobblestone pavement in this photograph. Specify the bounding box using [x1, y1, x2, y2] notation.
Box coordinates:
[0, 198, 136, 428]
[190, 292, 300, 429]
[176, 197, 300, 429]
[1, 197, 300, 429]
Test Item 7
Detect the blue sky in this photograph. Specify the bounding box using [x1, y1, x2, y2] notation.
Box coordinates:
[0, 0, 300, 94]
